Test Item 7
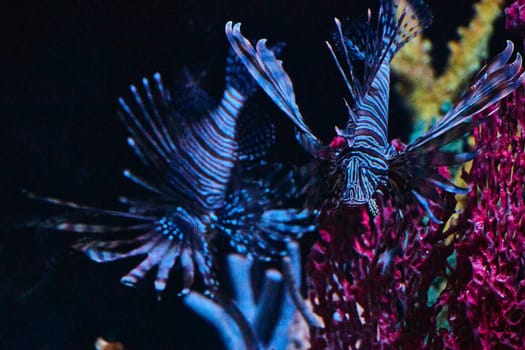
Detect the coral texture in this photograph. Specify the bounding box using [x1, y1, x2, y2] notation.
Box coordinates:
[307, 78, 525, 350]
[307, 2, 525, 348]
[308, 158, 456, 349]
[392, 0, 504, 135]
[506, 0, 525, 41]
[439, 89, 525, 349]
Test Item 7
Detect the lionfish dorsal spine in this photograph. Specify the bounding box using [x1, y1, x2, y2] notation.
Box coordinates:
[225, 21, 329, 159]
[331, 0, 432, 150]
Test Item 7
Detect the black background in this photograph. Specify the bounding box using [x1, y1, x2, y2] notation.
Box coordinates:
[0, 0, 514, 349]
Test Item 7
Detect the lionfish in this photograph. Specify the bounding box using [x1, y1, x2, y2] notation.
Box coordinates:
[225, 0, 525, 222]
[30, 49, 316, 296]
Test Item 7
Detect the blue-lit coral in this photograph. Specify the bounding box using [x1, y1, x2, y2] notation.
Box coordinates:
[184, 242, 308, 350]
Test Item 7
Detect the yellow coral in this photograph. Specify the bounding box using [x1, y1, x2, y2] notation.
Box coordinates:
[392, 0, 504, 204]
[392, 0, 504, 131]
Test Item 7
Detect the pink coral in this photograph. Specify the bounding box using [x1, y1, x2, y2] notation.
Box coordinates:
[439, 89, 525, 349]
[308, 160, 456, 348]
[308, 76, 525, 350]
[506, 0, 525, 40]
[307, 1, 525, 348]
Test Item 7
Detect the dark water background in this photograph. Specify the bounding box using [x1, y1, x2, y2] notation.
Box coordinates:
[0, 0, 515, 348]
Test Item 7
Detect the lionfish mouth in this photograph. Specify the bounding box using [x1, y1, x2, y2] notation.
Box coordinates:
[341, 183, 369, 206]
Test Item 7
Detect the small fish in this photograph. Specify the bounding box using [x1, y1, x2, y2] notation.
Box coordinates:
[30, 48, 316, 296]
[225, 0, 525, 222]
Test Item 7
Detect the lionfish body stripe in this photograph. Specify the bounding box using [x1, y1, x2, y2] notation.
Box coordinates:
[226, 0, 525, 222]
[34, 48, 317, 295]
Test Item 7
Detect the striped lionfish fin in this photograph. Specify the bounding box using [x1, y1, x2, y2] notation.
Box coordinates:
[225, 46, 270, 99]
[234, 105, 276, 170]
[118, 72, 210, 213]
[74, 226, 215, 295]
[389, 41, 525, 223]
[225, 21, 329, 159]
[27, 186, 216, 294]
[23, 190, 157, 225]
[227, 45, 284, 171]
[224, 46, 281, 170]
[118, 48, 270, 212]
[328, 0, 432, 142]
[408, 41, 524, 152]
[214, 164, 317, 259]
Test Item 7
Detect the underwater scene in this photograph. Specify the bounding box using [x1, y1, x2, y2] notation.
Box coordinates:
[3, 0, 525, 349]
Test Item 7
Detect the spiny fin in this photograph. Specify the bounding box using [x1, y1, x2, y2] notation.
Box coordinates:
[407, 41, 525, 153]
[225, 21, 329, 160]
[235, 104, 276, 171]
[118, 73, 215, 213]
[226, 43, 283, 98]
[214, 165, 317, 259]
[388, 41, 525, 223]
[330, 0, 432, 103]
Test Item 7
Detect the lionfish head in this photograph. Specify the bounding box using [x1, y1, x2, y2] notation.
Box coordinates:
[330, 135, 387, 215]
[340, 156, 374, 205]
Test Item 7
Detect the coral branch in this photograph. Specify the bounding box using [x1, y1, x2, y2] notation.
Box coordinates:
[183, 292, 249, 350]
[308, 3, 525, 347]
[441, 88, 525, 349]
[392, 0, 504, 135]
[184, 244, 307, 350]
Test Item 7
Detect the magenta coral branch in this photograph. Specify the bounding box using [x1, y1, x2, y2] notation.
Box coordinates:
[441, 88, 525, 349]
[307, 54, 525, 350]
[308, 183, 457, 348]
[305, 1, 525, 348]
[506, 0, 525, 47]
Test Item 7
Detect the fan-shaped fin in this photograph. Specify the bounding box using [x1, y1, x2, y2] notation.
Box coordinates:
[389, 41, 525, 223]
[225, 22, 328, 159]
[214, 165, 317, 259]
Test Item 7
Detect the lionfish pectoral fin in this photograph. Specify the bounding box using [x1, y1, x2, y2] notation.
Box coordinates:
[388, 148, 471, 223]
[389, 40, 525, 223]
[409, 41, 525, 153]
[215, 164, 317, 259]
[235, 105, 276, 171]
[225, 41, 282, 98]
[216, 195, 316, 259]
[118, 72, 217, 214]
[410, 190, 443, 224]
[23, 190, 157, 223]
[225, 21, 328, 159]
